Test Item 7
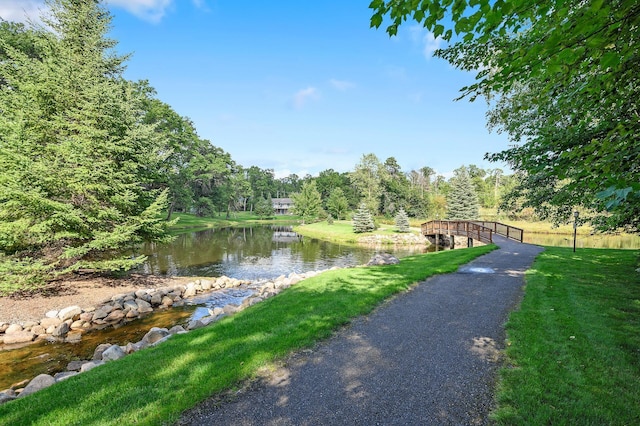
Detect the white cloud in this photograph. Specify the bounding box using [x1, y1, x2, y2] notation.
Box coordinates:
[408, 25, 443, 59]
[0, 0, 177, 24]
[292, 87, 319, 109]
[329, 79, 355, 91]
[0, 0, 44, 24]
[107, 0, 173, 23]
[423, 32, 443, 58]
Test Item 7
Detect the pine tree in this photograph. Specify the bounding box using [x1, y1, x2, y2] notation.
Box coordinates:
[445, 167, 480, 220]
[254, 195, 274, 219]
[291, 181, 322, 224]
[0, 0, 171, 286]
[325, 187, 349, 220]
[352, 203, 376, 233]
[395, 208, 410, 233]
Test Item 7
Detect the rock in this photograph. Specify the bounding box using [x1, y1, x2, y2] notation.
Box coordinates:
[10, 379, 29, 390]
[31, 325, 46, 336]
[67, 360, 85, 371]
[4, 324, 23, 334]
[142, 327, 170, 344]
[150, 335, 172, 347]
[65, 331, 83, 342]
[40, 317, 62, 329]
[80, 360, 104, 373]
[0, 323, 8, 333]
[102, 345, 126, 362]
[187, 319, 205, 330]
[223, 304, 238, 315]
[135, 298, 152, 311]
[3, 331, 36, 344]
[54, 371, 78, 381]
[169, 325, 186, 334]
[51, 322, 70, 337]
[123, 342, 137, 354]
[211, 307, 224, 316]
[104, 310, 125, 322]
[92, 308, 110, 321]
[19, 374, 55, 397]
[161, 296, 174, 307]
[70, 320, 84, 329]
[183, 283, 197, 298]
[150, 293, 162, 306]
[200, 279, 212, 290]
[0, 389, 17, 405]
[125, 309, 139, 319]
[23, 321, 38, 329]
[58, 305, 82, 321]
[135, 289, 150, 301]
[123, 300, 138, 311]
[45, 310, 59, 319]
[93, 343, 112, 360]
[79, 312, 93, 322]
[367, 253, 400, 266]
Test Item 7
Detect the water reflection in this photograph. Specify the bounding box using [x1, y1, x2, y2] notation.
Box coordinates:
[138, 225, 428, 280]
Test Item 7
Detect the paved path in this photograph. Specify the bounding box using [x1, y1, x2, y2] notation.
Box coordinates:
[179, 236, 544, 425]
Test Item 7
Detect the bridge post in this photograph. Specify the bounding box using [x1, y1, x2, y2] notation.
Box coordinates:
[467, 237, 473, 248]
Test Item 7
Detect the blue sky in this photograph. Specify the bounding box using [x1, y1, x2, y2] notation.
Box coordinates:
[2, 0, 511, 178]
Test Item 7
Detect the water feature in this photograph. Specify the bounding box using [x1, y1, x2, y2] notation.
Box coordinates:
[0, 225, 427, 390]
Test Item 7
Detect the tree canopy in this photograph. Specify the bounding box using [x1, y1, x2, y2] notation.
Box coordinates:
[0, 0, 172, 286]
[370, 0, 640, 233]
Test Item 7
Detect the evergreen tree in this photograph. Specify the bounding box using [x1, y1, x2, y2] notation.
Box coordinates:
[325, 187, 349, 220]
[445, 167, 480, 220]
[352, 203, 375, 233]
[394, 208, 410, 233]
[254, 195, 274, 219]
[291, 181, 322, 224]
[0, 0, 171, 286]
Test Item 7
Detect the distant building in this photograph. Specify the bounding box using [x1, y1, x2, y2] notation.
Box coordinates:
[272, 198, 294, 215]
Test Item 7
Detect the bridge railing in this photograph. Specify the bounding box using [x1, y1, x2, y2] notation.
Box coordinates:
[470, 221, 524, 242]
[421, 220, 494, 244]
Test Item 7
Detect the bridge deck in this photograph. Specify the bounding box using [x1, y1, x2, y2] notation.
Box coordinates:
[421, 220, 524, 244]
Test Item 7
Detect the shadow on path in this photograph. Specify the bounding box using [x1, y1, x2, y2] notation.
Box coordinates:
[179, 236, 544, 425]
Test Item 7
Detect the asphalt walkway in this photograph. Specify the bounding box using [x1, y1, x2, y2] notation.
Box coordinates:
[179, 236, 544, 425]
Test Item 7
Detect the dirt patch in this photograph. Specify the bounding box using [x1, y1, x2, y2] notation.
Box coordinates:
[0, 274, 196, 325]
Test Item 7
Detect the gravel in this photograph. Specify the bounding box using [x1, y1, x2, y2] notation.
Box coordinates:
[178, 236, 544, 425]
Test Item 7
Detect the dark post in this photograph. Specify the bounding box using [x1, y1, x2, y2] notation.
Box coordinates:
[573, 211, 579, 252]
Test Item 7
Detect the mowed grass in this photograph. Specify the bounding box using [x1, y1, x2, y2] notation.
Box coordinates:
[294, 220, 421, 245]
[0, 245, 495, 425]
[493, 247, 640, 424]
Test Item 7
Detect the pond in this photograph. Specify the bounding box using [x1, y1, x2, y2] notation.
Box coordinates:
[0, 225, 428, 390]
[136, 225, 428, 279]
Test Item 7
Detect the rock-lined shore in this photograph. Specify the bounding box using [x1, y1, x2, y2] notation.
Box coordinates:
[0, 253, 401, 406]
[0, 268, 331, 405]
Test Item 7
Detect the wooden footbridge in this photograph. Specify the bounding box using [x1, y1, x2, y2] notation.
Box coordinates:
[421, 220, 524, 247]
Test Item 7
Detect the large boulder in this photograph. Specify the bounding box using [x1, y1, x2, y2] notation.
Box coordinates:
[58, 306, 82, 321]
[367, 253, 400, 266]
[19, 374, 55, 397]
[102, 345, 126, 362]
[3, 331, 36, 344]
[142, 327, 170, 345]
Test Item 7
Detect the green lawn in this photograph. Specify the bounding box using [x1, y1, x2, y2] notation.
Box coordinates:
[493, 247, 640, 424]
[0, 245, 495, 425]
[294, 220, 421, 245]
